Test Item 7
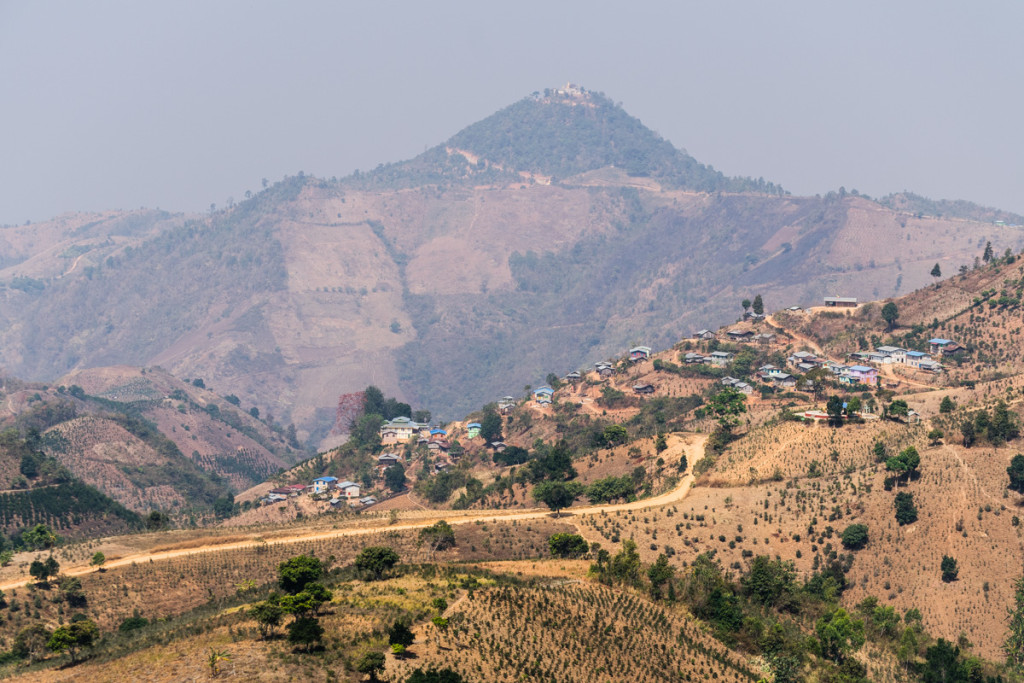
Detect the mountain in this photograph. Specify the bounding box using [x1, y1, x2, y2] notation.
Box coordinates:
[0, 88, 1021, 447]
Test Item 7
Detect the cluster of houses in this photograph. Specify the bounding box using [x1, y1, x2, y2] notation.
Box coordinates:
[847, 340, 954, 374]
[259, 478, 377, 509]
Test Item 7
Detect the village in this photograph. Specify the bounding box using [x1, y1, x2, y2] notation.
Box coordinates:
[257, 295, 965, 510]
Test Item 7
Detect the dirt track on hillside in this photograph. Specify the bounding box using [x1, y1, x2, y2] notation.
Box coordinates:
[0, 434, 707, 592]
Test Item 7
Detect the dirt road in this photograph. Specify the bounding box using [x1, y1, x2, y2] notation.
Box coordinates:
[0, 434, 708, 592]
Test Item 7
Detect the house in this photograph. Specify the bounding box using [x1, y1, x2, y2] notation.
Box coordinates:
[795, 362, 817, 374]
[487, 441, 507, 452]
[466, 422, 481, 439]
[269, 484, 306, 496]
[758, 364, 784, 377]
[726, 329, 754, 341]
[629, 346, 652, 361]
[905, 350, 932, 368]
[633, 383, 656, 395]
[787, 305, 803, 313]
[379, 416, 427, 445]
[918, 359, 943, 373]
[721, 376, 739, 386]
[337, 481, 361, 499]
[264, 493, 287, 505]
[328, 497, 343, 507]
[566, 371, 581, 383]
[733, 381, 754, 395]
[683, 352, 706, 364]
[359, 496, 377, 506]
[498, 396, 516, 413]
[824, 296, 858, 308]
[789, 351, 819, 364]
[772, 373, 797, 388]
[533, 386, 555, 402]
[377, 453, 402, 465]
[312, 476, 338, 494]
[929, 338, 964, 356]
[752, 333, 776, 345]
[843, 365, 878, 386]
[875, 346, 905, 363]
[744, 312, 766, 322]
[709, 351, 734, 366]
[694, 329, 716, 340]
[595, 361, 615, 377]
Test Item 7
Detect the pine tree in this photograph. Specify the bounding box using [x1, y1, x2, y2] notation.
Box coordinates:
[752, 294, 764, 315]
[931, 263, 942, 278]
[984, 241, 994, 263]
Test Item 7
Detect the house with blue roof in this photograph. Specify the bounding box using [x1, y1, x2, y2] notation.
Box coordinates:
[905, 350, 932, 369]
[466, 422, 481, 439]
[534, 386, 555, 403]
[312, 476, 338, 494]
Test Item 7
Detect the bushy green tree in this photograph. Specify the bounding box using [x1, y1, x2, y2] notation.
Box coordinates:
[894, 492, 918, 525]
[841, 524, 869, 550]
[1008, 455, 1024, 495]
[941, 556, 959, 582]
[816, 607, 865, 663]
[532, 481, 584, 517]
[385, 463, 407, 492]
[388, 620, 415, 647]
[357, 651, 387, 682]
[647, 554, 675, 600]
[548, 533, 589, 558]
[354, 546, 399, 580]
[479, 403, 504, 443]
[939, 396, 956, 414]
[742, 556, 796, 609]
[752, 294, 764, 315]
[286, 615, 323, 652]
[418, 521, 456, 556]
[251, 600, 284, 639]
[881, 302, 899, 330]
[278, 555, 323, 594]
[47, 618, 98, 663]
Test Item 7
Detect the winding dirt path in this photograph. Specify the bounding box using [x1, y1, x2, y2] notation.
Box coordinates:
[0, 434, 708, 592]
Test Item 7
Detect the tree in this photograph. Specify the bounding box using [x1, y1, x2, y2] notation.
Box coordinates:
[389, 620, 415, 647]
[923, 638, 968, 682]
[655, 433, 668, 453]
[278, 555, 323, 594]
[881, 302, 900, 330]
[47, 618, 98, 663]
[532, 480, 584, 517]
[14, 624, 52, 662]
[602, 424, 628, 445]
[939, 396, 956, 414]
[742, 556, 796, 609]
[22, 524, 57, 550]
[287, 616, 323, 652]
[90, 551, 105, 571]
[841, 524, 869, 550]
[741, 298, 752, 313]
[59, 576, 87, 608]
[479, 404, 503, 443]
[752, 294, 764, 315]
[886, 399, 909, 420]
[961, 419, 976, 448]
[1005, 573, 1024, 672]
[872, 441, 888, 462]
[894, 492, 918, 525]
[356, 651, 386, 682]
[708, 387, 747, 433]
[941, 555, 959, 582]
[931, 263, 942, 278]
[984, 241, 994, 263]
[1008, 455, 1024, 495]
[207, 648, 231, 677]
[418, 521, 456, 558]
[354, 546, 400, 580]
[548, 533, 589, 558]
[385, 463, 407, 492]
[815, 607, 865, 663]
[29, 555, 59, 584]
[928, 429, 944, 445]
[251, 600, 284, 639]
[825, 395, 845, 427]
[886, 446, 921, 484]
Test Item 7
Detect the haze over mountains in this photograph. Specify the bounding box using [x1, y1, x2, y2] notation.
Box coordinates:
[1, 86, 1021, 446]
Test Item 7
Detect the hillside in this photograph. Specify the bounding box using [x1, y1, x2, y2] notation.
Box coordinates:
[1, 89, 1022, 448]
[0, 366, 297, 518]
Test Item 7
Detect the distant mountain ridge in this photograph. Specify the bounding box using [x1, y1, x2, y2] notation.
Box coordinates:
[0, 87, 1021, 445]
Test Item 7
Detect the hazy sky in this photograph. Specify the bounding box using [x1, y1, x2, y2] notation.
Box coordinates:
[2, 1, 1022, 225]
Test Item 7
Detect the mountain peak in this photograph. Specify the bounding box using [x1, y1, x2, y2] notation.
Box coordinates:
[351, 88, 785, 195]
